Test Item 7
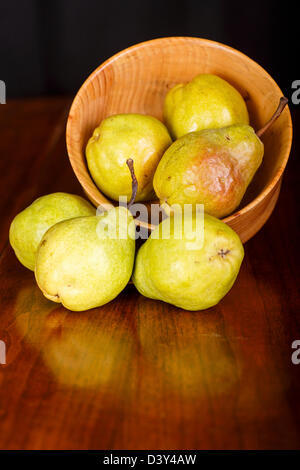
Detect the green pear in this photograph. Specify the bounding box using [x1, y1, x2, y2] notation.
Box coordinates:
[164, 74, 249, 139]
[9, 192, 95, 270]
[35, 206, 135, 311]
[132, 212, 244, 311]
[154, 98, 288, 219]
[86, 113, 172, 202]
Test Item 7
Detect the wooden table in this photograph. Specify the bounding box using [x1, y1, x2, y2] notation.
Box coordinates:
[0, 97, 299, 450]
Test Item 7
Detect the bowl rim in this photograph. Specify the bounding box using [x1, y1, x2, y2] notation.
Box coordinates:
[66, 36, 293, 226]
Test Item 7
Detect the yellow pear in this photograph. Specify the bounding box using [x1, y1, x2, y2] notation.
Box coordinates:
[35, 208, 135, 311]
[9, 193, 95, 270]
[164, 74, 249, 139]
[35, 160, 138, 311]
[86, 114, 171, 202]
[133, 212, 244, 311]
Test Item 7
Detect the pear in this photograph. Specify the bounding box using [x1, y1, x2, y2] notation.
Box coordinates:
[86, 113, 172, 202]
[132, 212, 244, 311]
[9, 192, 95, 270]
[164, 74, 249, 139]
[35, 160, 138, 311]
[35, 207, 135, 311]
[154, 98, 288, 219]
[154, 124, 263, 218]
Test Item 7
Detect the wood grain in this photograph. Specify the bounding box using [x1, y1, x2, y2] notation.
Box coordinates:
[0, 97, 299, 450]
[66, 37, 293, 243]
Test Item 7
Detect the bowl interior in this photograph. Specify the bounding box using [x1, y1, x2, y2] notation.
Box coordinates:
[66, 37, 292, 219]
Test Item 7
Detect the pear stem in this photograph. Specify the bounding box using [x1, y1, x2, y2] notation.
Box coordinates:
[126, 158, 138, 208]
[256, 97, 288, 138]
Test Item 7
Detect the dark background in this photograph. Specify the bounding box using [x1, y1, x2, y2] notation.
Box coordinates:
[0, 0, 298, 99]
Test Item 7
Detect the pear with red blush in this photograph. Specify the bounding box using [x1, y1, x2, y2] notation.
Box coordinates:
[154, 98, 288, 218]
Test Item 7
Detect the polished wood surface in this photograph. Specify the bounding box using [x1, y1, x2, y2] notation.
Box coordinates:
[0, 97, 299, 450]
[66, 37, 292, 242]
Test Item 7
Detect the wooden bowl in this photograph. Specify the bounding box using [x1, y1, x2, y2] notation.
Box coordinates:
[66, 37, 292, 242]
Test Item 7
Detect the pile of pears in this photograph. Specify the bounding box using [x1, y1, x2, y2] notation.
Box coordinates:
[9, 74, 288, 312]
